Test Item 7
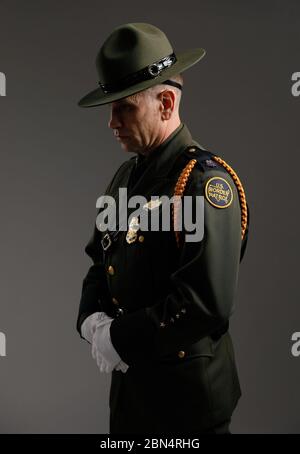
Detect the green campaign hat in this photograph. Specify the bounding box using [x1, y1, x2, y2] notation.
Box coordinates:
[78, 22, 206, 107]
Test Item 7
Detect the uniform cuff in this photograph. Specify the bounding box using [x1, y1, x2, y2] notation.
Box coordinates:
[109, 308, 158, 366]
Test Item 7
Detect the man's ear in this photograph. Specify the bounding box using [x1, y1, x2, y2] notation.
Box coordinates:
[159, 89, 176, 120]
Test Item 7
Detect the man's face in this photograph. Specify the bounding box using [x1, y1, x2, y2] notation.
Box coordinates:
[108, 90, 162, 154]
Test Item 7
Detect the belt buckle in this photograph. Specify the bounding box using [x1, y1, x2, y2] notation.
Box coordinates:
[101, 233, 112, 251]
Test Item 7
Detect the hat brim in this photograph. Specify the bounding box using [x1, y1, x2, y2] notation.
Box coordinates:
[78, 48, 206, 108]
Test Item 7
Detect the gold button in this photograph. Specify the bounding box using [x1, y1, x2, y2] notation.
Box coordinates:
[138, 235, 144, 243]
[107, 265, 115, 276]
[178, 350, 185, 359]
[112, 297, 119, 306]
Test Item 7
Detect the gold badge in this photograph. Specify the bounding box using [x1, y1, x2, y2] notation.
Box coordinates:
[126, 230, 138, 244]
[126, 216, 140, 244]
[205, 177, 233, 208]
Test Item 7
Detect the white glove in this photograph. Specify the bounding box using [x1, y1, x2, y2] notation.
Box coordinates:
[81, 312, 102, 344]
[115, 361, 129, 372]
[85, 312, 129, 373]
[81, 312, 129, 373]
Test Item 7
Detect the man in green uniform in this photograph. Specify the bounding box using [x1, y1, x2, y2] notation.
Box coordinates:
[77, 22, 249, 434]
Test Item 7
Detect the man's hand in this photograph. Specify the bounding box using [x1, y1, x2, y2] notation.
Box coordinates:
[81, 312, 102, 344]
[91, 312, 129, 373]
[81, 312, 129, 373]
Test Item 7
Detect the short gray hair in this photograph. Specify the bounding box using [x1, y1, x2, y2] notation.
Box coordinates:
[127, 73, 183, 111]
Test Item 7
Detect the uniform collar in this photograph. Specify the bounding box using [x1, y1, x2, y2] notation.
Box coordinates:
[135, 122, 185, 166]
[130, 122, 194, 193]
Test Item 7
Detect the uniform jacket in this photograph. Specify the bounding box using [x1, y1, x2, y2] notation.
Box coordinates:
[77, 123, 249, 434]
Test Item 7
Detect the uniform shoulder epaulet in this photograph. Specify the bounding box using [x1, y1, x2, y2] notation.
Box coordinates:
[173, 145, 248, 246]
[183, 145, 221, 171]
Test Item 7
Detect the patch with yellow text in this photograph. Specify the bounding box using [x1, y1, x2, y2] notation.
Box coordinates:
[204, 177, 233, 208]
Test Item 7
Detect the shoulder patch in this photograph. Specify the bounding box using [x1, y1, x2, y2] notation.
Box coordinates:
[205, 176, 233, 208]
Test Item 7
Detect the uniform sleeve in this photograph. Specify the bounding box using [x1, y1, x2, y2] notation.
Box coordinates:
[109, 167, 244, 365]
[76, 160, 135, 340]
[76, 225, 110, 339]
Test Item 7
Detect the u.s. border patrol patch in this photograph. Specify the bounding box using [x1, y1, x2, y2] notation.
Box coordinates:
[205, 177, 233, 208]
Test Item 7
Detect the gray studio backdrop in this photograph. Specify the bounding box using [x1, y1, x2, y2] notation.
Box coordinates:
[0, 0, 299, 434]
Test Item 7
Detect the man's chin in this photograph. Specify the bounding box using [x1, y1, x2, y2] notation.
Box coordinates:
[118, 140, 139, 153]
[119, 142, 131, 152]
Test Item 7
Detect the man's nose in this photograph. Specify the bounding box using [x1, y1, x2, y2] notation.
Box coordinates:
[108, 108, 122, 130]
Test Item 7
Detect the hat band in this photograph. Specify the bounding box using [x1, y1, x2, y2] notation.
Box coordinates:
[99, 52, 177, 94]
